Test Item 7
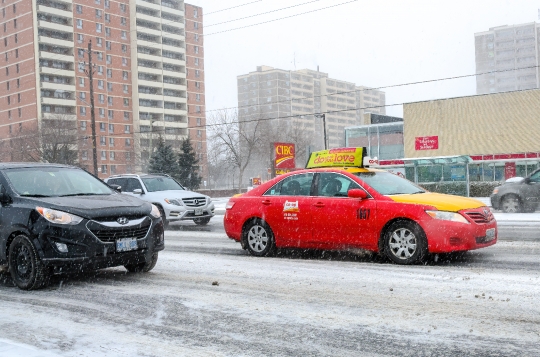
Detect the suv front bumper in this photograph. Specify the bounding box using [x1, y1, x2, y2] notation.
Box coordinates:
[164, 203, 215, 221]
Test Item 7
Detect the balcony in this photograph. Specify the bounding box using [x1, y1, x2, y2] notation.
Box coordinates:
[136, 0, 161, 11]
[41, 96, 76, 106]
[39, 51, 73, 63]
[138, 66, 162, 76]
[40, 80, 75, 92]
[161, 2, 183, 17]
[40, 65, 74, 77]
[37, 4, 72, 18]
[136, 25, 162, 38]
[38, 35, 73, 48]
[137, 52, 162, 62]
[37, 19, 73, 34]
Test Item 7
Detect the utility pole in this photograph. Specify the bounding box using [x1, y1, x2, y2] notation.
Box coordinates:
[315, 114, 328, 150]
[81, 41, 98, 176]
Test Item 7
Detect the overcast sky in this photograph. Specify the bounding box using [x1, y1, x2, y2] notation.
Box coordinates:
[186, 0, 540, 118]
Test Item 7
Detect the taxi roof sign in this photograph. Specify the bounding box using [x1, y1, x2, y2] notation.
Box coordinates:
[306, 147, 367, 169]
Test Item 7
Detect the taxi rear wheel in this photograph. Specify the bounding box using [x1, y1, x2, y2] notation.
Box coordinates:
[382, 220, 427, 265]
[244, 220, 275, 257]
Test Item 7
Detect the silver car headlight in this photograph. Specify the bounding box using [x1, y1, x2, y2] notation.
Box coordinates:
[150, 204, 161, 218]
[36, 207, 83, 225]
[426, 210, 469, 224]
[164, 198, 183, 206]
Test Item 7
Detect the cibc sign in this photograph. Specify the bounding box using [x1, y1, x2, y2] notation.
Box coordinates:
[415, 136, 439, 151]
[274, 142, 295, 169]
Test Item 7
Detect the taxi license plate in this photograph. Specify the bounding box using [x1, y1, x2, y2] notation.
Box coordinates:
[485, 228, 495, 240]
[116, 238, 137, 252]
[194, 208, 203, 216]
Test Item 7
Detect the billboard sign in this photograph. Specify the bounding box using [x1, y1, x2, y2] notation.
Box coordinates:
[274, 143, 295, 169]
[415, 136, 439, 150]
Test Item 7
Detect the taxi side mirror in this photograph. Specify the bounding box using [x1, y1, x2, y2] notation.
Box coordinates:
[348, 189, 368, 199]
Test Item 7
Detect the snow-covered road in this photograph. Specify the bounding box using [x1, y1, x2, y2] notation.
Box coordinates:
[1, 229, 539, 357]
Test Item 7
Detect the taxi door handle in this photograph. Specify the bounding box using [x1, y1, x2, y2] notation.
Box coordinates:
[261, 199, 271, 205]
[313, 202, 325, 208]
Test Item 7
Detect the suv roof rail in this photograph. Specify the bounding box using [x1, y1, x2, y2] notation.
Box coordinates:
[146, 173, 171, 177]
[107, 174, 141, 178]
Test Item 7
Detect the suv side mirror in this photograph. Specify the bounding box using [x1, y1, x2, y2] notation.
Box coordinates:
[524, 177, 531, 184]
[0, 192, 10, 204]
[109, 184, 122, 192]
[348, 189, 368, 199]
[133, 189, 143, 194]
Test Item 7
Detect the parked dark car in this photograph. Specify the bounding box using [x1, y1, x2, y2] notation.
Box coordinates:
[490, 169, 540, 213]
[0, 163, 164, 290]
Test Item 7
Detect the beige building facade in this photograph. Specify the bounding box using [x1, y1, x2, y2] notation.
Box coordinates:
[403, 89, 540, 158]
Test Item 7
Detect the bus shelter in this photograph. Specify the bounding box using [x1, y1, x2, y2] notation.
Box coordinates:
[376, 155, 473, 197]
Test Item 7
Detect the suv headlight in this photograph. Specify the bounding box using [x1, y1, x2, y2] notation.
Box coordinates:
[150, 204, 161, 218]
[36, 207, 83, 225]
[426, 210, 469, 224]
[164, 198, 182, 206]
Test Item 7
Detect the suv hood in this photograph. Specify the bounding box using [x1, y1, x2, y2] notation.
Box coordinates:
[27, 194, 151, 220]
[389, 192, 485, 212]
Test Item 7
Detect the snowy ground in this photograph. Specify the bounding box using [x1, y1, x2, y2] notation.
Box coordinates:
[1, 228, 540, 357]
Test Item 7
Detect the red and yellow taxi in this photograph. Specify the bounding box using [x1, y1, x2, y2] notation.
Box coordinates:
[224, 148, 497, 265]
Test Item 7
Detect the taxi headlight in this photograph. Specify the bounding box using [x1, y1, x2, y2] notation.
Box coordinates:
[426, 210, 469, 224]
[150, 204, 161, 218]
[164, 198, 182, 206]
[36, 207, 83, 225]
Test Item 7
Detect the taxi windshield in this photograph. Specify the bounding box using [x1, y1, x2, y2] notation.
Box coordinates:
[353, 171, 425, 196]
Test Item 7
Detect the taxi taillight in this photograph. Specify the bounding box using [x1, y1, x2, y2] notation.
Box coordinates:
[225, 201, 235, 210]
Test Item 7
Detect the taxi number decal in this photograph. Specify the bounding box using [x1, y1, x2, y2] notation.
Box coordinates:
[357, 208, 370, 220]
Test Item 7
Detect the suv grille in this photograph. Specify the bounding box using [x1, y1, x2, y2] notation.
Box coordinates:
[89, 221, 151, 243]
[182, 197, 206, 207]
[465, 210, 494, 224]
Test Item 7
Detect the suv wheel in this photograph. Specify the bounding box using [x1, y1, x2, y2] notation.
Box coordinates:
[501, 194, 522, 213]
[193, 217, 211, 226]
[156, 205, 169, 228]
[9, 235, 51, 290]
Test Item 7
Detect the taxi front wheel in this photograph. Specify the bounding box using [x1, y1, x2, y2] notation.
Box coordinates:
[382, 220, 427, 265]
[243, 219, 276, 257]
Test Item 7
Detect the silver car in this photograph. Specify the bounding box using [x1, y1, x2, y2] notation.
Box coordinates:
[105, 174, 215, 226]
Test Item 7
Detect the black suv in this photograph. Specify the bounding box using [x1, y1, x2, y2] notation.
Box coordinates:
[490, 169, 540, 213]
[0, 163, 164, 290]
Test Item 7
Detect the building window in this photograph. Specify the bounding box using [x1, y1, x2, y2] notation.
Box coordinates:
[105, 14, 110, 23]
[194, 22, 198, 29]
[81, 121, 87, 130]
[122, 58, 127, 66]
[78, 49, 84, 58]
[196, 118, 201, 126]
[16, 78, 19, 87]
[82, 151, 88, 160]
[15, 64, 18, 73]
[123, 98, 129, 106]
[123, 111, 129, 120]
[124, 125, 130, 133]
[122, 44, 127, 53]
[105, 27, 111, 37]
[107, 82, 113, 91]
[123, 85, 128, 94]
[100, 136, 106, 145]
[108, 124, 114, 132]
[194, 46, 199, 54]
[98, 80, 104, 89]
[106, 41, 111, 50]
[80, 92, 86, 101]
[195, 34, 199, 42]
[6, 81, 8, 90]
[95, 9, 102, 19]
[125, 138, 131, 146]
[101, 165, 107, 174]
[100, 123, 106, 132]
[97, 52, 103, 61]
[79, 78, 85, 87]
[12, 3, 15, 13]
[95, 0, 101, 4]
[17, 93, 20, 102]
[110, 151, 115, 160]
[196, 94, 200, 101]
[76, 5, 82, 14]
[120, 17, 126, 26]
[13, 19, 16, 28]
[107, 69, 112, 78]
[97, 65, 103, 75]
[96, 37, 102, 46]
[108, 109, 114, 119]
[77, 34, 84, 43]
[98, 94, 105, 103]
[195, 81, 200, 89]
[121, 31, 127, 39]
[122, 71, 128, 80]
[96, 23, 102, 33]
[76, 19, 83, 29]
[108, 96, 113, 105]
[105, 0, 110, 8]
[18, 108, 21, 117]
[195, 70, 200, 77]
[197, 130, 201, 137]
[14, 33, 17, 43]
[99, 108, 105, 117]
[106, 54, 111, 64]
[194, 9, 198, 18]
[7, 96, 10, 105]
[194, 58, 199, 66]
[109, 138, 114, 146]
[80, 107, 86, 116]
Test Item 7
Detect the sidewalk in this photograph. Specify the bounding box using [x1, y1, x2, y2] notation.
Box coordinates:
[0, 339, 61, 357]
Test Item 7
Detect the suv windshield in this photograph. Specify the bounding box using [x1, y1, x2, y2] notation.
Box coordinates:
[353, 171, 425, 195]
[4, 167, 113, 197]
[142, 177, 184, 192]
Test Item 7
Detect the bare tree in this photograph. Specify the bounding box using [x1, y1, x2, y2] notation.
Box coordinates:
[0, 115, 79, 165]
[208, 109, 264, 192]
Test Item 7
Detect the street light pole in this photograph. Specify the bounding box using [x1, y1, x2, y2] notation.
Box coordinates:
[315, 114, 327, 150]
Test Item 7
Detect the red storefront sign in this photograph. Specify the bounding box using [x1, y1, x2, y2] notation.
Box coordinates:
[415, 136, 439, 150]
[274, 142, 295, 169]
[504, 162, 516, 180]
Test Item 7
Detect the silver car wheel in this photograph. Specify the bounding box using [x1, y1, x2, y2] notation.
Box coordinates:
[247, 224, 269, 253]
[501, 195, 520, 213]
[388, 228, 417, 260]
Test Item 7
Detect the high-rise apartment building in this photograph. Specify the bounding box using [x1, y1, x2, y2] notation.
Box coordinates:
[475, 22, 540, 94]
[185, 3, 206, 179]
[237, 66, 385, 149]
[131, 0, 187, 172]
[0, 0, 205, 179]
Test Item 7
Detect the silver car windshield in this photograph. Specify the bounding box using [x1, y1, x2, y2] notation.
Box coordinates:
[353, 171, 425, 196]
[142, 177, 185, 192]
